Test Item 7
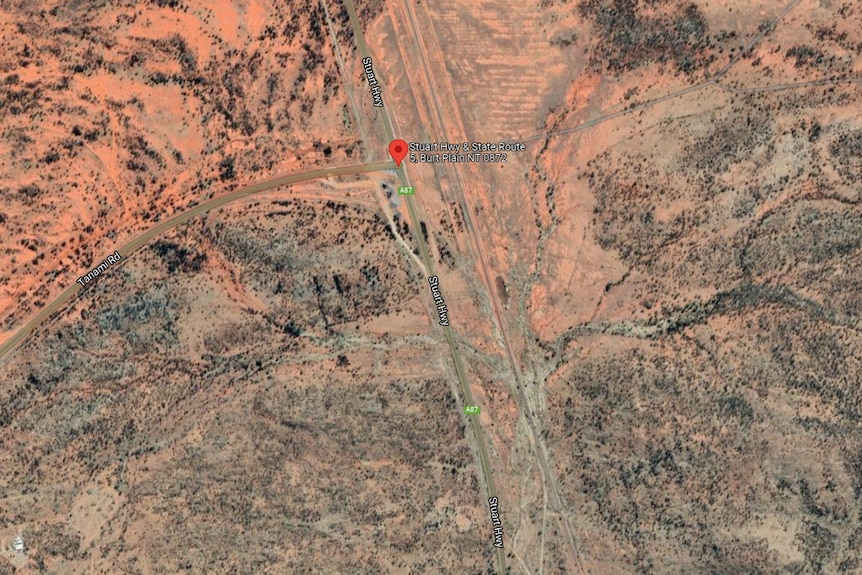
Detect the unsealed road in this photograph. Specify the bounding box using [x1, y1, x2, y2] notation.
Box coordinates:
[0, 160, 394, 364]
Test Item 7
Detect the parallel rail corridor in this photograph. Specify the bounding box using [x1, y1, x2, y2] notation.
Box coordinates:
[0, 1, 845, 572]
[389, 1, 587, 571]
[342, 2, 508, 574]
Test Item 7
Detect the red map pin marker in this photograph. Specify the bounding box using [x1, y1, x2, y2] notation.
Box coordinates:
[389, 139, 408, 167]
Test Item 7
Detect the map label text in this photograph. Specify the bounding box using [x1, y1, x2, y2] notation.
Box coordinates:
[77, 251, 122, 287]
[362, 57, 384, 107]
[427, 275, 450, 326]
[488, 497, 503, 548]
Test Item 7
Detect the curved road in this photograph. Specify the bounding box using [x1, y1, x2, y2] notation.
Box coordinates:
[0, 160, 394, 364]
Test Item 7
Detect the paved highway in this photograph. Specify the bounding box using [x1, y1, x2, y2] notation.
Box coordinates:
[0, 161, 394, 365]
[342, 3, 508, 574]
[391, 2, 589, 571]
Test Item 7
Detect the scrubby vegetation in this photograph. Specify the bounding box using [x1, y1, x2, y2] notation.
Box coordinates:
[210, 199, 415, 333]
[0, 0, 360, 335]
[0, 195, 483, 573]
[577, 0, 718, 75]
[536, 8, 862, 567]
[547, 317, 862, 572]
[151, 240, 208, 274]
